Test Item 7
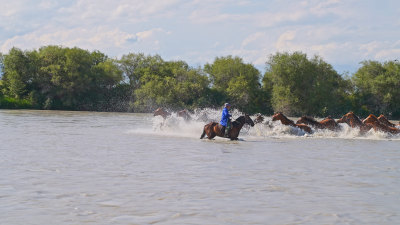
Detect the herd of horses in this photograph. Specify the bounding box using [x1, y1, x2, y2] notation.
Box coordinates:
[264, 112, 400, 135]
[153, 107, 400, 140]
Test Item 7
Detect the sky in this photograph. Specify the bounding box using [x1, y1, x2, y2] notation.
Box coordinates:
[1, 0, 399, 74]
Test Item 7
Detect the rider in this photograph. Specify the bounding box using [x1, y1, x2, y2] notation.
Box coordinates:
[220, 103, 232, 137]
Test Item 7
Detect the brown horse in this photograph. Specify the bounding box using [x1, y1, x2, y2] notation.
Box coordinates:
[377, 114, 396, 128]
[296, 116, 340, 131]
[363, 114, 400, 134]
[272, 112, 312, 134]
[177, 109, 192, 121]
[337, 112, 372, 133]
[200, 114, 255, 140]
[153, 107, 171, 119]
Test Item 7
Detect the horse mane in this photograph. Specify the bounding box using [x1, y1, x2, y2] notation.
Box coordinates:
[363, 114, 378, 123]
[301, 116, 318, 124]
[233, 115, 245, 126]
[350, 113, 363, 124]
[378, 114, 396, 127]
[367, 114, 378, 119]
[279, 113, 294, 123]
[342, 112, 363, 126]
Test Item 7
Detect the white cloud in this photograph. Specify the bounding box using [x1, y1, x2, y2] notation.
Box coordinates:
[1, 27, 132, 53]
[0, 25, 174, 57]
[189, 8, 235, 24]
[0, 0, 399, 73]
[309, 0, 343, 16]
[136, 28, 166, 41]
[241, 32, 265, 48]
[58, 0, 182, 25]
[38, 0, 59, 10]
[360, 41, 400, 61]
[276, 31, 297, 50]
[0, 1, 27, 17]
[375, 49, 400, 60]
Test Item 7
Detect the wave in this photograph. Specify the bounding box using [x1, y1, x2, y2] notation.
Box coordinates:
[146, 108, 400, 141]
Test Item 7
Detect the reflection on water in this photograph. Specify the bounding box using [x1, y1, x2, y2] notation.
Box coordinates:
[0, 109, 399, 225]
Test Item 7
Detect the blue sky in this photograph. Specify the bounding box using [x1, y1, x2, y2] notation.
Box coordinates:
[1, 0, 399, 74]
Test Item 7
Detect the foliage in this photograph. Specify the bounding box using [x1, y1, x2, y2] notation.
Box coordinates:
[1, 46, 399, 119]
[1, 46, 123, 111]
[134, 60, 209, 112]
[118, 53, 164, 88]
[352, 60, 400, 118]
[264, 52, 349, 117]
[0, 96, 33, 109]
[0, 52, 4, 78]
[204, 56, 271, 114]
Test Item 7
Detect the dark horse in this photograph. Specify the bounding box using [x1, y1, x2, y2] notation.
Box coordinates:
[200, 114, 255, 140]
[296, 116, 340, 131]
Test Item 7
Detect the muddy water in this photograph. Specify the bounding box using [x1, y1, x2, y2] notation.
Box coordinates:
[1, 109, 399, 224]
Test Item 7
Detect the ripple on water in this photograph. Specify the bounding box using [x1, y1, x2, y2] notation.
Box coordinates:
[1, 110, 400, 225]
[110, 213, 176, 225]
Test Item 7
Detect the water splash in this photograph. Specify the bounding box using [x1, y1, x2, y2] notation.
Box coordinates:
[150, 108, 400, 141]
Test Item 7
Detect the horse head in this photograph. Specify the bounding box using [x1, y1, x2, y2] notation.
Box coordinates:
[177, 109, 191, 121]
[296, 116, 306, 124]
[378, 114, 396, 127]
[296, 116, 318, 125]
[254, 114, 264, 124]
[272, 112, 294, 125]
[362, 114, 379, 125]
[337, 112, 362, 127]
[234, 114, 255, 127]
[153, 107, 171, 119]
[337, 113, 348, 124]
[272, 112, 284, 121]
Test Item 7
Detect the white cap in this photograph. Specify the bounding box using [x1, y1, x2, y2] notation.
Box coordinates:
[224, 103, 230, 107]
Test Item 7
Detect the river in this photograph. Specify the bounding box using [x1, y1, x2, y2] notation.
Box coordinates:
[1, 109, 399, 225]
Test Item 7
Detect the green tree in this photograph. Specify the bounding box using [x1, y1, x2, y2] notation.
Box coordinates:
[0, 52, 4, 76]
[1, 46, 123, 111]
[117, 53, 167, 110]
[118, 53, 165, 89]
[1, 47, 39, 99]
[0, 52, 4, 95]
[134, 60, 209, 111]
[204, 56, 267, 113]
[264, 52, 348, 116]
[352, 60, 400, 118]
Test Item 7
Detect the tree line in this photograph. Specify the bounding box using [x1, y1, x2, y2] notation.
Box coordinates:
[0, 46, 399, 118]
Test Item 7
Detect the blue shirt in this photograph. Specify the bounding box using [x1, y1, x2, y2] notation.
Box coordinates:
[220, 107, 231, 126]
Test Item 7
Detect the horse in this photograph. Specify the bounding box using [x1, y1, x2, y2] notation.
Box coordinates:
[296, 116, 340, 131]
[254, 114, 265, 124]
[363, 114, 400, 134]
[337, 112, 372, 134]
[200, 114, 255, 140]
[153, 107, 171, 119]
[377, 114, 396, 128]
[177, 109, 192, 121]
[271, 112, 312, 134]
